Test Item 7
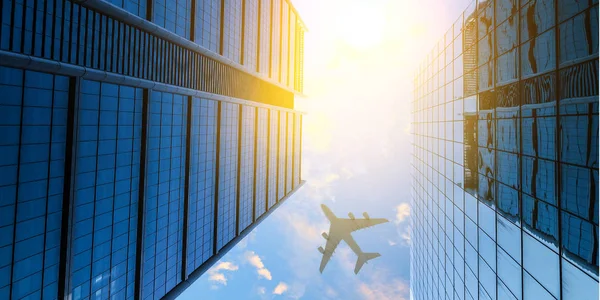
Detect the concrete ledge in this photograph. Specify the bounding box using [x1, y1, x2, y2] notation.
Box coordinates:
[0, 50, 301, 113]
[72, 0, 303, 96]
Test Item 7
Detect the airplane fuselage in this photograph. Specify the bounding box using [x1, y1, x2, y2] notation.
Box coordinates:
[318, 204, 389, 274]
[328, 223, 364, 256]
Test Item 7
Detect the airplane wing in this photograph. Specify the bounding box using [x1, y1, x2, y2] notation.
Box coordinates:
[337, 218, 389, 233]
[319, 236, 341, 273]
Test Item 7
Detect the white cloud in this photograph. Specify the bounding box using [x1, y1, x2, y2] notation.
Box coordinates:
[325, 286, 338, 298]
[207, 262, 239, 286]
[357, 268, 410, 300]
[208, 273, 226, 284]
[245, 251, 272, 280]
[340, 167, 354, 179]
[394, 203, 410, 224]
[237, 230, 257, 249]
[257, 268, 272, 280]
[278, 210, 327, 245]
[399, 225, 412, 246]
[257, 286, 266, 295]
[336, 247, 356, 272]
[358, 280, 409, 300]
[324, 173, 340, 183]
[287, 282, 307, 299]
[273, 282, 289, 295]
[387, 239, 397, 246]
[394, 203, 412, 246]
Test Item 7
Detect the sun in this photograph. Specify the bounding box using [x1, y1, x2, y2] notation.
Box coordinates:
[334, 2, 385, 50]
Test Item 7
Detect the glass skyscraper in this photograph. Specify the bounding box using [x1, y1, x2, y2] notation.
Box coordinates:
[411, 0, 598, 299]
[0, 0, 306, 299]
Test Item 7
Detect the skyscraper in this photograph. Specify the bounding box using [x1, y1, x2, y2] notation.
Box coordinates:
[0, 0, 306, 299]
[411, 0, 598, 299]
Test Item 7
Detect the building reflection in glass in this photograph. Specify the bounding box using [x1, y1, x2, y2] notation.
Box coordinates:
[411, 0, 598, 299]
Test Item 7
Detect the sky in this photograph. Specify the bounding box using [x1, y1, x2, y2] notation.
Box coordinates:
[178, 0, 470, 299]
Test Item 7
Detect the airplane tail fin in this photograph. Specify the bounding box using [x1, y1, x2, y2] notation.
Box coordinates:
[354, 252, 381, 274]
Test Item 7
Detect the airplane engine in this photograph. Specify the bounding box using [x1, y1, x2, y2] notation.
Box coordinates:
[363, 212, 370, 219]
[348, 212, 355, 219]
[318, 246, 325, 254]
[322, 232, 329, 240]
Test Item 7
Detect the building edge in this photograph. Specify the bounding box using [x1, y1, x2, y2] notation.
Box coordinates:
[162, 180, 306, 300]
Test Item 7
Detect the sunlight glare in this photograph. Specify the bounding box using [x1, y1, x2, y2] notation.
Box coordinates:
[334, 2, 385, 50]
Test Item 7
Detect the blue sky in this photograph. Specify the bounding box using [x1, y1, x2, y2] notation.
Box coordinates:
[177, 0, 470, 299]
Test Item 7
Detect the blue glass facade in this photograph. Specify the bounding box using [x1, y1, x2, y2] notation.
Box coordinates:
[411, 0, 598, 299]
[254, 108, 269, 217]
[222, 0, 243, 63]
[0, 68, 68, 300]
[216, 102, 239, 251]
[243, 0, 259, 72]
[269, 0, 281, 81]
[194, 0, 222, 53]
[239, 106, 256, 232]
[285, 112, 293, 194]
[257, 0, 272, 76]
[0, 0, 305, 298]
[142, 92, 188, 299]
[267, 109, 279, 209]
[186, 98, 217, 275]
[153, 0, 192, 39]
[0, 65, 303, 300]
[70, 80, 142, 300]
[293, 114, 301, 188]
[277, 111, 287, 201]
[106, 0, 148, 18]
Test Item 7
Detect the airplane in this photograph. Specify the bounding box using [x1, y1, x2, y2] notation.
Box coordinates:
[318, 204, 389, 274]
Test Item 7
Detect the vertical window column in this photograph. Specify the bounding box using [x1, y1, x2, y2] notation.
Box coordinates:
[237, 105, 256, 233]
[277, 110, 286, 200]
[266, 109, 278, 208]
[254, 108, 269, 218]
[215, 102, 239, 251]
[70, 80, 143, 300]
[186, 98, 218, 276]
[141, 91, 187, 299]
[0, 68, 69, 300]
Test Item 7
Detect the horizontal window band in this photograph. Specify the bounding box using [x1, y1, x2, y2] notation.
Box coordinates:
[72, 0, 305, 97]
[0, 50, 306, 115]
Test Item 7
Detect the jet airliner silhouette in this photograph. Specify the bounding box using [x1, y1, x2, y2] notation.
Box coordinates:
[318, 204, 389, 274]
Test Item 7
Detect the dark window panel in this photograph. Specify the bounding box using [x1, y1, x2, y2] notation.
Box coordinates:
[558, 0, 589, 23]
[496, 0, 517, 25]
[561, 211, 599, 270]
[559, 7, 599, 66]
[520, 29, 556, 77]
[521, 72, 556, 105]
[559, 60, 599, 107]
[561, 164, 598, 225]
[522, 156, 557, 206]
[523, 194, 559, 244]
[477, 0, 494, 39]
[560, 115, 598, 168]
[497, 49, 519, 85]
[497, 182, 519, 220]
[520, 0, 555, 43]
